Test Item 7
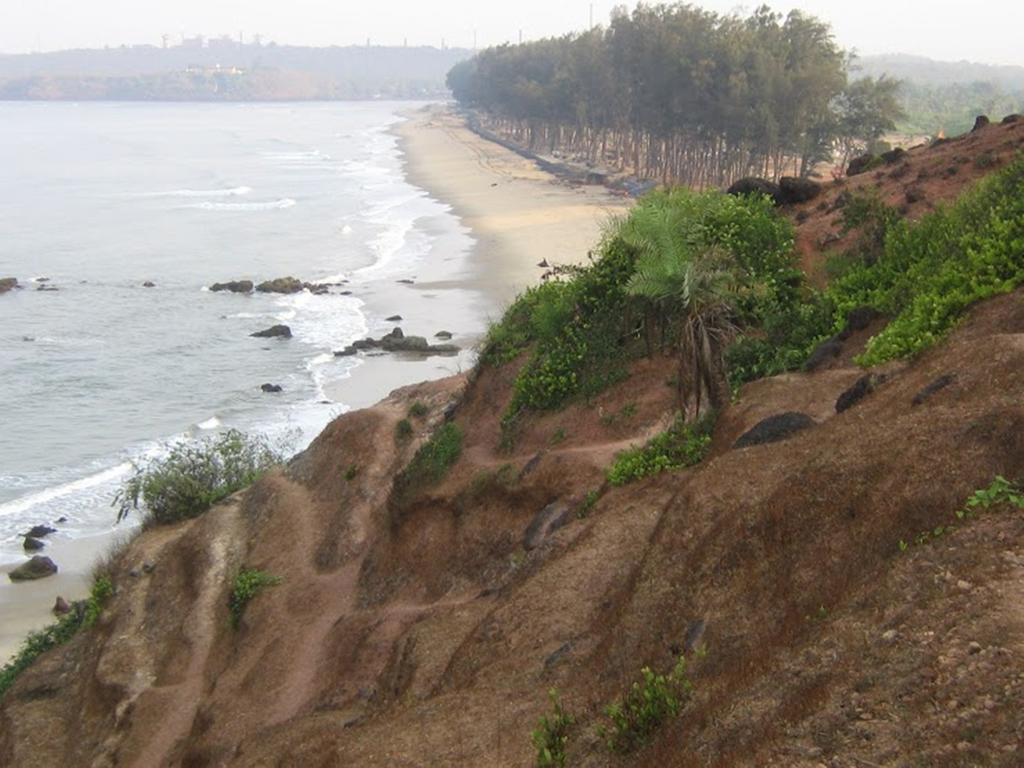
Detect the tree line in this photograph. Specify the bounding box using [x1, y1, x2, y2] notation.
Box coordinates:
[447, 3, 902, 187]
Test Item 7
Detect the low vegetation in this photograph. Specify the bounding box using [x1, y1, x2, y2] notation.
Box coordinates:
[900, 475, 1024, 551]
[394, 418, 414, 442]
[601, 656, 693, 753]
[392, 422, 463, 504]
[0, 575, 114, 698]
[229, 569, 282, 629]
[114, 429, 281, 526]
[607, 415, 713, 486]
[531, 689, 574, 768]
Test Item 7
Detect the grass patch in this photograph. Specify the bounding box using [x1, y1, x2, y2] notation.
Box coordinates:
[600, 656, 692, 753]
[344, 464, 359, 481]
[899, 475, 1023, 552]
[114, 429, 281, 527]
[229, 568, 282, 629]
[392, 423, 463, 504]
[607, 415, 713, 486]
[531, 688, 574, 767]
[394, 418, 414, 442]
[0, 575, 114, 699]
[408, 401, 429, 418]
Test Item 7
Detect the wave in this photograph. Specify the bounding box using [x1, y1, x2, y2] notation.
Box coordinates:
[0, 461, 133, 520]
[141, 186, 252, 198]
[197, 416, 221, 430]
[184, 199, 296, 212]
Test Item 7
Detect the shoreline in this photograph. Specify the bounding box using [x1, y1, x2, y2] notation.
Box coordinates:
[0, 102, 628, 665]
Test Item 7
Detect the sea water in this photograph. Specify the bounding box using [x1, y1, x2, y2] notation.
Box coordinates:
[0, 101, 477, 565]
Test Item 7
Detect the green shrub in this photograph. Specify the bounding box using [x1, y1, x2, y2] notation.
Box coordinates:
[829, 156, 1024, 365]
[531, 689, 574, 767]
[408, 401, 429, 418]
[577, 489, 600, 518]
[963, 475, 1024, 512]
[607, 415, 713, 486]
[344, 464, 360, 481]
[114, 430, 281, 526]
[602, 656, 692, 753]
[229, 569, 282, 628]
[0, 576, 114, 698]
[395, 418, 414, 442]
[393, 423, 463, 503]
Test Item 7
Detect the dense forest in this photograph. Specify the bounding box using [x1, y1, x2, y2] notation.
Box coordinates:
[447, 4, 904, 186]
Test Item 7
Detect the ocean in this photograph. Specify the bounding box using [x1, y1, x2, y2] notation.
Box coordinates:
[0, 101, 480, 567]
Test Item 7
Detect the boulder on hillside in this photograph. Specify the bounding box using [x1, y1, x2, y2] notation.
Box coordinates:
[734, 412, 816, 448]
[972, 115, 990, 132]
[8, 556, 58, 582]
[0, 277, 19, 294]
[250, 325, 292, 339]
[26, 525, 57, 538]
[836, 373, 886, 413]
[23, 536, 45, 552]
[727, 177, 782, 205]
[912, 374, 955, 406]
[1002, 114, 1022, 124]
[210, 280, 254, 294]
[880, 147, 907, 165]
[839, 306, 883, 339]
[256, 277, 303, 294]
[778, 176, 822, 205]
[847, 154, 879, 177]
[523, 501, 572, 551]
[804, 337, 843, 372]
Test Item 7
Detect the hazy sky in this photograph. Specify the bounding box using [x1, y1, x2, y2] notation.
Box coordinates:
[3, 1, 1023, 66]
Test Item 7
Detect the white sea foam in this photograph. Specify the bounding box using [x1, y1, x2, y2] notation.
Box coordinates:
[184, 198, 296, 212]
[197, 416, 222, 430]
[0, 461, 133, 520]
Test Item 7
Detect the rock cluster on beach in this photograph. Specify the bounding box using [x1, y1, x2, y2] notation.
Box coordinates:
[334, 327, 459, 358]
[8, 555, 58, 582]
[209, 276, 343, 295]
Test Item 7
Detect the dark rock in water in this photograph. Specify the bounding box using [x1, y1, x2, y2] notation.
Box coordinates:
[250, 324, 292, 339]
[304, 282, 329, 295]
[397, 279, 415, 285]
[778, 176, 822, 204]
[839, 306, 882, 339]
[23, 536, 45, 552]
[26, 525, 57, 538]
[334, 346, 359, 357]
[9, 556, 58, 582]
[142, 281, 156, 288]
[523, 501, 572, 551]
[384, 327, 404, 340]
[912, 374, 956, 406]
[336, 327, 460, 357]
[340, 290, 353, 296]
[727, 177, 782, 205]
[37, 284, 59, 292]
[847, 154, 879, 177]
[385, 315, 403, 322]
[734, 412, 816, 448]
[0, 277, 19, 294]
[836, 373, 887, 413]
[1002, 114, 1022, 125]
[972, 115, 990, 132]
[22, 336, 34, 342]
[255, 276, 303, 294]
[261, 383, 283, 393]
[434, 331, 453, 340]
[53, 596, 71, 615]
[55, 516, 68, 524]
[880, 147, 907, 165]
[210, 280, 253, 294]
[427, 344, 460, 355]
[804, 337, 843, 371]
[382, 334, 429, 352]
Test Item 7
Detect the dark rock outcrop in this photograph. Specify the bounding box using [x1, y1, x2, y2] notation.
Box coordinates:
[210, 280, 253, 294]
[8, 556, 58, 582]
[334, 327, 459, 357]
[847, 154, 879, 177]
[1002, 114, 1022, 125]
[778, 176, 822, 204]
[727, 177, 782, 204]
[251, 325, 292, 339]
[836, 373, 887, 413]
[839, 306, 882, 339]
[880, 148, 907, 165]
[23, 536, 45, 552]
[0, 277, 19, 294]
[261, 383, 284, 393]
[804, 337, 843, 372]
[523, 501, 572, 551]
[256, 277, 304, 294]
[912, 374, 956, 406]
[734, 412, 816, 448]
[26, 525, 57, 538]
[972, 115, 990, 132]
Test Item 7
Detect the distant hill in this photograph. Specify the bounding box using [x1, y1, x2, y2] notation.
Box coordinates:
[0, 43, 473, 100]
[854, 53, 1024, 91]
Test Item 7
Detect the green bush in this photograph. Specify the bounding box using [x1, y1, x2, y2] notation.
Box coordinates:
[607, 415, 713, 486]
[114, 429, 281, 526]
[829, 156, 1024, 365]
[531, 689, 574, 767]
[963, 475, 1024, 512]
[0, 576, 114, 698]
[393, 422, 463, 503]
[408, 401, 429, 418]
[602, 656, 692, 753]
[395, 418, 414, 442]
[229, 568, 282, 628]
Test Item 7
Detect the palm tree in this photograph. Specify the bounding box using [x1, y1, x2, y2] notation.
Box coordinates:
[626, 246, 740, 419]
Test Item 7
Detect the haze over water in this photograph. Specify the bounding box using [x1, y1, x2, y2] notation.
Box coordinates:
[0, 101, 478, 564]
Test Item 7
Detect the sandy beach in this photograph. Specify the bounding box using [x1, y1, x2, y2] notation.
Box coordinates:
[0, 103, 627, 665]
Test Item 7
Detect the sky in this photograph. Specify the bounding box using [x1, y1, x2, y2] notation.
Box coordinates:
[2, 0, 1023, 67]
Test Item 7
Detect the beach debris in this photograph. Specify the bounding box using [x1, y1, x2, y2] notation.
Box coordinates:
[386, 315, 403, 321]
[256, 276, 304, 294]
[210, 280, 254, 293]
[250, 324, 292, 339]
[53, 596, 71, 615]
[261, 383, 284, 393]
[8, 555, 58, 582]
[0, 277, 18, 294]
[23, 536, 45, 552]
[26, 525, 57, 538]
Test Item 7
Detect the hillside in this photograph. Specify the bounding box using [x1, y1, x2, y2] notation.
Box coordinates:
[2, 121, 1024, 767]
[855, 53, 1024, 91]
